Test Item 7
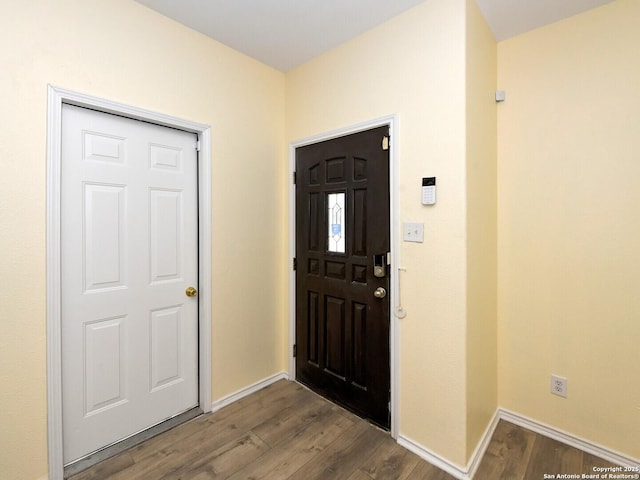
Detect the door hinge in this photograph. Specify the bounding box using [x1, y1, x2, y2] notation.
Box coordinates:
[293, 171, 297, 184]
[293, 344, 297, 357]
[195, 140, 201, 152]
[382, 135, 390, 151]
[293, 257, 297, 271]
[386, 251, 391, 265]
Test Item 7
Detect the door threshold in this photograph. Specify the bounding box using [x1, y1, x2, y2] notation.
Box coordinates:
[63, 406, 202, 478]
[296, 380, 390, 433]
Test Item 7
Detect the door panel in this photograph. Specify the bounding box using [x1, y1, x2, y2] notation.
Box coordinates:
[84, 184, 127, 291]
[150, 306, 183, 391]
[61, 105, 199, 464]
[149, 189, 183, 282]
[84, 316, 127, 415]
[295, 126, 390, 429]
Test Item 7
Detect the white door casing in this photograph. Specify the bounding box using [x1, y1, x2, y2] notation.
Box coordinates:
[47, 86, 212, 480]
[61, 104, 198, 463]
[287, 115, 400, 439]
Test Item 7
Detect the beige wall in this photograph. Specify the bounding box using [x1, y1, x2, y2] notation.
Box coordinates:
[287, 0, 496, 466]
[497, 0, 640, 459]
[4, 0, 637, 478]
[0, 1, 286, 479]
[465, 0, 498, 458]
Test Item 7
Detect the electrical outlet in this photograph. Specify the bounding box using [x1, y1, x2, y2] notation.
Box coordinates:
[551, 375, 568, 398]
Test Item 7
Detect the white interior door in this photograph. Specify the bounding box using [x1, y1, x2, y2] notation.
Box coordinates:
[61, 104, 199, 464]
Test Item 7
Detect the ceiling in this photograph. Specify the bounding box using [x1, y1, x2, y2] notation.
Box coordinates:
[134, 0, 614, 72]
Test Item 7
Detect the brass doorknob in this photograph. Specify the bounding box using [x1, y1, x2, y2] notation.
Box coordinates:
[185, 286, 198, 297]
[373, 287, 387, 299]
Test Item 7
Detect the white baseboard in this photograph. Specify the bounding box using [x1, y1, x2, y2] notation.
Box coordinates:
[397, 435, 470, 479]
[467, 410, 502, 478]
[210, 371, 289, 413]
[498, 408, 640, 469]
[397, 408, 639, 479]
[397, 410, 500, 480]
[201, 376, 640, 477]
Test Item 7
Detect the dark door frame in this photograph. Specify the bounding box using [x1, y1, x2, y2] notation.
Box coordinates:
[288, 115, 400, 438]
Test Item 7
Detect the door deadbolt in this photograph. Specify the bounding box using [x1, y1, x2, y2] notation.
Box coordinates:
[185, 286, 198, 297]
[373, 253, 387, 278]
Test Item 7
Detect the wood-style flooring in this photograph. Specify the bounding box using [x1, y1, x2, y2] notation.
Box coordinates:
[475, 420, 620, 479]
[69, 380, 619, 480]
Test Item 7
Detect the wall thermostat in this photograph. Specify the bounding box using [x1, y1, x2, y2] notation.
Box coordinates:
[422, 177, 436, 205]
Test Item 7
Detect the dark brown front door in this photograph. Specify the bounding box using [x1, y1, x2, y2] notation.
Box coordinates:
[295, 126, 390, 429]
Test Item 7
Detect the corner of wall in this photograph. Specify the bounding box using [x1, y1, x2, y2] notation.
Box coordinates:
[464, 0, 498, 462]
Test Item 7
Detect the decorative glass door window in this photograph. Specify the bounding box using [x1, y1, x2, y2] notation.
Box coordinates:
[327, 193, 346, 253]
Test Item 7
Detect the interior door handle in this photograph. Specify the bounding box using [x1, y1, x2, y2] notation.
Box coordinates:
[373, 287, 387, 299]
[185, 286, 198, 297]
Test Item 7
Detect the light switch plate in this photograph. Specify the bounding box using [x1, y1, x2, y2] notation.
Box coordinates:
[403, 222, 424, 243]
